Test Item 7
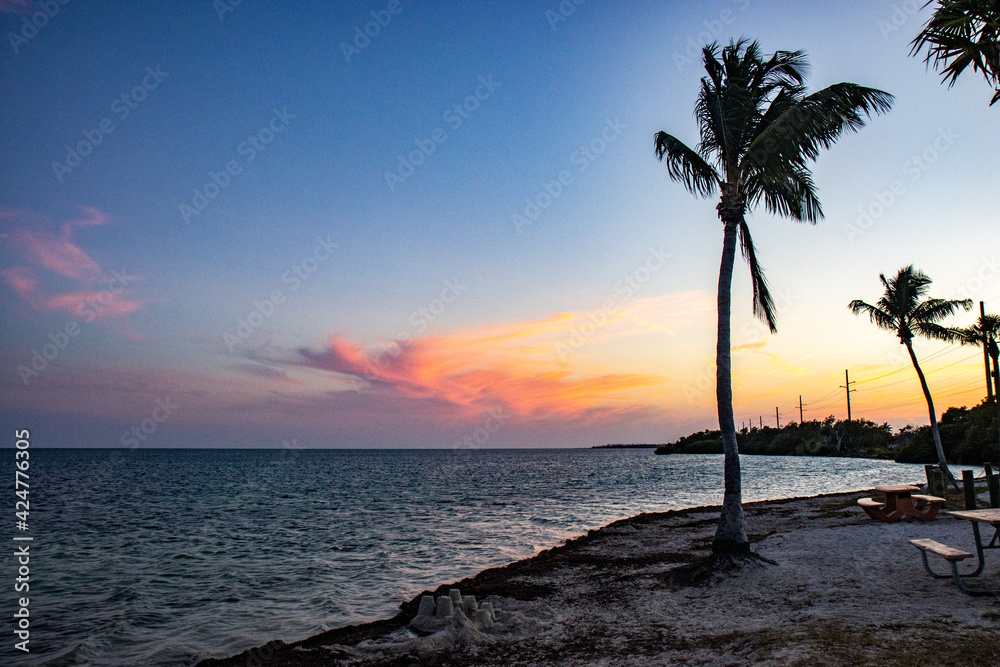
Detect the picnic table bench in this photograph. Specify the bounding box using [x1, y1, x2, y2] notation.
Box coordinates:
[910, 508, 1000, 596]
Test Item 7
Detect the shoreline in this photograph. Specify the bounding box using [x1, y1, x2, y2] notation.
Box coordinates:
[196, 486, 1000, 666]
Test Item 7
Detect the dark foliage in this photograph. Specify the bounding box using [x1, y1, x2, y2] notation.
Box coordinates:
[657, 400, 1000, 466]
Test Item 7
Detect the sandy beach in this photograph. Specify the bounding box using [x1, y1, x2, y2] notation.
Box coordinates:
[198, 490, 1000, 666]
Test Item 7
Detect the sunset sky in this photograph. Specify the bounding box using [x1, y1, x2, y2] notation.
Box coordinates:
[1, 0, 997, 449]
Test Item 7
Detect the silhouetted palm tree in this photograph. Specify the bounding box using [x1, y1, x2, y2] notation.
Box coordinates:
[911, 0, 1000, 105]
[849, 266, 972, 484]
[944, 312, 1000, 459]
[654, 39, 892, 557]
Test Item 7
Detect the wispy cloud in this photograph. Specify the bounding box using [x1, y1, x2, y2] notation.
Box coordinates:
[0, 0, 33, 14]
[1, 207, 143, 321]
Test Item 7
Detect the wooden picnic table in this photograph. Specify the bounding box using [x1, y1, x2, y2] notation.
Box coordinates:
[948, 509, 1000, 573]
[912, 509, 1000, 596]
[857, 484, 945, 523]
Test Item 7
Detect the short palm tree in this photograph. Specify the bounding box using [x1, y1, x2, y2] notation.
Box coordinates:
[910, 0, 1000, 105]
[849, 266, 972, 483]
[944, 312, 1000, 459]
[654, 39, 892, 558]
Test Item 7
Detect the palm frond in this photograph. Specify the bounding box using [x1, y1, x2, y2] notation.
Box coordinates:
[852, 266, 970, 344]
[915, 320, 961, 341]
[653, 132, 720, 197]
[911, 296, 973, 322]
[945, 314, 1000, 345]
[743, 84, 893, 173]
[849, 299, 898, 331]
[738, 220, 776, 332]
[746, 163, 824, 222]
[910, 0, 1000, 103]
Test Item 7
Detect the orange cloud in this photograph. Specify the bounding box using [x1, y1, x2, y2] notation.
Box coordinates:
[298, 332, 662, 423]
[283, 297, 710, 424]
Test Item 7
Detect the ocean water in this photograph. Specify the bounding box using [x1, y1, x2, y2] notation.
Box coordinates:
[8, 448, 930, 666]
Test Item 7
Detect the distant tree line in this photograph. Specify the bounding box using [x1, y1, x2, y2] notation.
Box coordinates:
[654, 400, 998, 465]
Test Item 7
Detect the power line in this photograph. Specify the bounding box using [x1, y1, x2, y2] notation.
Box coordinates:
[854, 352, 981, 392]
[854, 343, 961, 385]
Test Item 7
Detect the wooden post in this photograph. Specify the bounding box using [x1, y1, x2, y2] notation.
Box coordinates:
[799, 395, 804, 423]
[926, 466, 946, 499]
[962, 469, 977, 510]
[985, 463, 1000, 509]
[775, 407, 779, 428]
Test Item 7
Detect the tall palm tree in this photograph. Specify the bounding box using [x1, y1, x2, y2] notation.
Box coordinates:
[849, 266, 972, 483]
[910, 0, 1000, 105]
[944, 312, 1000, 459]
[654, 39, 892, 557]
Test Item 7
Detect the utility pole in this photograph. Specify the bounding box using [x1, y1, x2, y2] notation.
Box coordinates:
[799, 395, 804, 423]
[775, 407, 780, 428]
[841, 369, 856, 421]
[759, 416, 763, 429]
[982, 301, 994, 402]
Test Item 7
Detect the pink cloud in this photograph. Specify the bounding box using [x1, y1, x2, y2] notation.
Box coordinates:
[1, 266, 38, 297]
[8, 207, 108, 282]
[0, 0, 32, 14]
[39, 290, 143, 320]
[1, 207, 143, 323]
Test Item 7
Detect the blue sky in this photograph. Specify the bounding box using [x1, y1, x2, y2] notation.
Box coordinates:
[1, 0, 998, 448]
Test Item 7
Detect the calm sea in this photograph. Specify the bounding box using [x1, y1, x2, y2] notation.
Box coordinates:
[6, 448, 928, 666]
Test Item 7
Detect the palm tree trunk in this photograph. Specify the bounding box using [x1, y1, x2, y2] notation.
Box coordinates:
[904, 340, 958, 490]
[990, 341, 1000, 463]
[713, 219, 748, 553]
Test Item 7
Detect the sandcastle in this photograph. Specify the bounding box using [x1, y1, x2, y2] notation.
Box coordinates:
[409, 588, 497, 634]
